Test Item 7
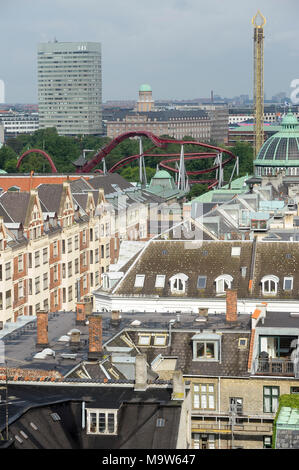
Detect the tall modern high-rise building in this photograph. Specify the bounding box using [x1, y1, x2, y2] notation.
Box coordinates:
[37, 41, 102, 136]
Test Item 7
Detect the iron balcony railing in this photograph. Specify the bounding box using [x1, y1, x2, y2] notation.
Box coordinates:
[254, 357, 295, 376]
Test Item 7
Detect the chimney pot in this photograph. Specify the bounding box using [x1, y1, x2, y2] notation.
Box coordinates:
[226, 289, 238, 322]
[111, 310, 121, 326]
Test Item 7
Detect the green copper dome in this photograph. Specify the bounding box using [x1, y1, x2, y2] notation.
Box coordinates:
[152, 170, 172, 179]
[254, 110, 299, 175]
[139, 84, 152, 92]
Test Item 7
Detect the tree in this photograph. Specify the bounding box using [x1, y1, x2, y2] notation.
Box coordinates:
[187, 183, 209, 201]
[0, 145, 18, 172]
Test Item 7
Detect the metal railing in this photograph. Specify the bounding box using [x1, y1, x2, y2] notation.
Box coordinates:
[254, 357, 294, 376]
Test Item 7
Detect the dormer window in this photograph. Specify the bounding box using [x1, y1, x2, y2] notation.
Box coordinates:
[215, 275, 233, 294]
[192, 333, 221, 362]
[261, 275, 279, 295]
[86, 409, 117, 435]
[170, 273, 188, 293]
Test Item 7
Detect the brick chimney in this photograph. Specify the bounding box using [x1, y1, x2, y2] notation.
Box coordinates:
[134, 354, 147, 391]
[76, 302, 86, 325]
[88, 314, 103, 360]
[76, 297, 93, 325]
[36, 310, 49, 347]
[226, 289, 238, 322]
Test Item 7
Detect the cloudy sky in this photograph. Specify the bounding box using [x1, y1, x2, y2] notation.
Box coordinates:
[1, 0, 299, 103]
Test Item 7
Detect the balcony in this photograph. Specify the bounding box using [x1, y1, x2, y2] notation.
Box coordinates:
[254, 357, 295, 376]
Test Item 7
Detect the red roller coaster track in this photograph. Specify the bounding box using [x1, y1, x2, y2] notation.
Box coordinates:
[16, 149, 58, 173]
[16, 131, 236, 188]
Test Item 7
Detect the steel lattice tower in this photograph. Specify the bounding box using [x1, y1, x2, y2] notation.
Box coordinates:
[252, 11, 266, 157]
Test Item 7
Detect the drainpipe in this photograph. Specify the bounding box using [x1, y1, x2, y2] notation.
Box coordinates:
[82, 401, 85, 429]
[168, 319, 176, 347]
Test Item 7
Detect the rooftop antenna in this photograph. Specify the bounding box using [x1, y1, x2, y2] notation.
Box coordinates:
[252, 10, 266, 158]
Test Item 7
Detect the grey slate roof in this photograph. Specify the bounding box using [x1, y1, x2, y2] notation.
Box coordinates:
[114, 240, 253, 298]
[105, 314, 251, 378]
[111, 238, 299, 301]
[0, 192, 30, 224]
[37, 184, 63, 213]
[87, 173, 134, 193]
[1, 384, 181, 449]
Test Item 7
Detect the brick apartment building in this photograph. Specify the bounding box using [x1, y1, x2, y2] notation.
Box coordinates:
[0, 181, 115, 325]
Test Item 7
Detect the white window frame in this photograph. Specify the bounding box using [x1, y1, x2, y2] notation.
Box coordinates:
[153, 334, 167, 346]
[193, 383, 216, 410]
[86, 409, 117, 435]
[215, 274, 233, 294]
[261, 275, 279, 295]
[283, 276, 293, 291]
[192, 333, 221, 362]
[138, 334, 151, 346]
[18, 280, 24, 299]
[134, 274, 145, 288]
[169, 273, 188, 293]
[155, 275, 166, 288]
[18, 254, 23, 272]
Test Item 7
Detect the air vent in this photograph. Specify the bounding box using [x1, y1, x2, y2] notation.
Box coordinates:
[60, 353, 77, 359]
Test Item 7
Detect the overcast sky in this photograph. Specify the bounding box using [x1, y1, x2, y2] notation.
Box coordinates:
[1, 0, 299, 103]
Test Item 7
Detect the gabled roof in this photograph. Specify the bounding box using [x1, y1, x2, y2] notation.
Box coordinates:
[37, 184, 64, 213]
[87, 173, 134, 193]
[0, 192, 31, 224]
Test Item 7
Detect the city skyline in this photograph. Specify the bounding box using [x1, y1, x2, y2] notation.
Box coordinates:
[2, 0, 299, 103]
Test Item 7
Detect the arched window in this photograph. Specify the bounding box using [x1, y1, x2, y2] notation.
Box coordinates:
[215, 274, 233, 294]
[261, 275, 279, 295]
[169, 273, 189, 293]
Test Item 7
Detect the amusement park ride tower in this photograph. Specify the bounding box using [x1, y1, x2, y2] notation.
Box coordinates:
[252, 10, 266, 158]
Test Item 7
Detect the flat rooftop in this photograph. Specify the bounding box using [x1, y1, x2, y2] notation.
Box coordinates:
[0, 310, 251, 377]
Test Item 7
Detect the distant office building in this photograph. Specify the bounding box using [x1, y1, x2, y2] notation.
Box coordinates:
[37, 41, 102, 136]
[106, 109, 212, 141]
[0, 80, 5, 104]
[136, 84, 154, 112]
[1, 114, 39, 140]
